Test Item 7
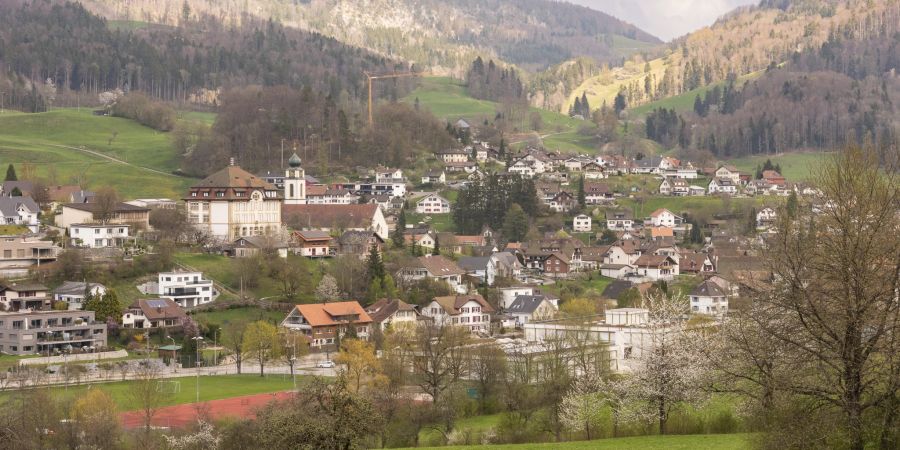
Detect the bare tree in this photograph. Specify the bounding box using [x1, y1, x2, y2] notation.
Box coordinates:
[129, 363, 171, 431]
[93, 187, 120, 224]
[222, 318, 249, 374]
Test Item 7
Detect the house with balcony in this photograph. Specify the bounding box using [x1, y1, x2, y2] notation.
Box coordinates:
[292, 230, 334, 258]
[281, 301, 372, 348]
[0, 197, 40, 233]
[155, 271, 217, 308]
[365, 298, 419, 332]
[689, 280, 729, 317]
[421, 294, 494, 333]
[122, 298, 188, 329]
[416, 194, 451, 214]
[0, 236, 60, 275]
[398, 255, 468, 294]
[0, 309, 106, 355]
[0, 282, 51, 311]
[68, 223, 130, 248]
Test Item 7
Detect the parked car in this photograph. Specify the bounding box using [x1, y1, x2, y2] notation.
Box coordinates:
[316, 360, 335, 368]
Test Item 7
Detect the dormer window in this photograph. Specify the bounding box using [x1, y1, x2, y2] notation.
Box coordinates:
[202, 192, 209, 197]
[216, 191, 225, 197]
[191, 192, 197, 197]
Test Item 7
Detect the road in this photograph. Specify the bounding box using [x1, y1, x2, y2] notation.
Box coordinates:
[43, 142, 184, 178]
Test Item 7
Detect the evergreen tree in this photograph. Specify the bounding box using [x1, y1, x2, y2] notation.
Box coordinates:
[580, 92, 590, 117]
[501, 203, 529, 242]
[10, 187, 22, 197]
[391, 209, 406, 248]
[84, 289, 123, 323]
[5, 164, 16, 182]
[785, 191, 799, 218]
[747, 207, 758, 234]
[498, 138, 506, 158]
[573, 97, 582, 117]
[432, 233, 440, 256]
[689, 219, 703, 244]
[613, 92, 627, 115]
[598, 229, 617, 244]
[365, 244, 385, 282]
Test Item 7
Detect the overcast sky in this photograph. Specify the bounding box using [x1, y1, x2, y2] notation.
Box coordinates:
[569, 0, 755, 41]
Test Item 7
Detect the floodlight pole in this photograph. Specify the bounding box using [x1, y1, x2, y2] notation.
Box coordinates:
[193, 336, 204, 403]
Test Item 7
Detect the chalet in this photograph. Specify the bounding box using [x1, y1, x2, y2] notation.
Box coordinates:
[548, 191, 576, 213]
[583, 162, 607, 179]
[365, 298, 419, 331]
[580, 246, 610, 270]
[404, 230, 436, 251]
[282, 204, 388, 240]
[584, 182, 614, 204]
[680, 252, 717, 274]
[659, 178, 689, 196]
[421, 294, 494, 333]
[292, 230, 334, 258]
[282, 302, 372, 348]
[421, 170, 446, 185]
[122, 298, 187, 329]
[398, 255, 467, 294]
[488, 252, 523, 284]
[544, 252, 572, 277]
[0, 197, 40, 233]
[606, 210, 634, 230]
[416, 194, 451, 214]
[229, 236, 289, 258]
[507, 159, 537, 178]
[634, 255, 679, 281]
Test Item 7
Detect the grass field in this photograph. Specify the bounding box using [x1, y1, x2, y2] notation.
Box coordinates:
[191, 307, 286, 328]
[542, 276, 615, 300]
[175, 252, 321, 303]
[727, 152, 830, 181]
[407, 433, 752, 450]
[1, 374, 296, 411]
[406, 211, 457, 233]
[0, 109, 192, 198]
[403, 77, 597, 154]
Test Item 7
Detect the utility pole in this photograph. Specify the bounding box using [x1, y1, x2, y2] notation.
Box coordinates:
[280, 139, 285, 169]
[363, 71, 424, 127]
[192, 336, 204, 403]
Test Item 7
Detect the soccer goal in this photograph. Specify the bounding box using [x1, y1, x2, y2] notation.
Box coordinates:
[156, 380, 181, 394]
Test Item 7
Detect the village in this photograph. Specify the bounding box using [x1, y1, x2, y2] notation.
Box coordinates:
[0, 116, 805, 381]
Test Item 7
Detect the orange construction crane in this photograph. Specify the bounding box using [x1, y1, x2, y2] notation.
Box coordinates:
[364, 71, 424, 126]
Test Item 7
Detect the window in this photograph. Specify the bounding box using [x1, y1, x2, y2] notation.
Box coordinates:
[202, 192, 209, 197]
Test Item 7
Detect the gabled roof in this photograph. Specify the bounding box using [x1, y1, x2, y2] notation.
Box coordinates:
[691, 280, 726, 297]
[458, 256, 490, 272]
[192, 166, 275, 190]
[366, 298, 416, 323]
[0, 197, 39, 217]
[432, 294, 494, 315]
[294, 301, 372, 327]
[416, 255, 466, 276]
[634, 254, 677, 267]
[294, 230, 333, 241]
[507, 295, 552, 315]
[581, 246, 610, 261]
[130, 298, 187, 321]
[53, 281, 105, 296]
[650, 208, 675, 218]
[605, 210, 633, 220]
[63, 202, 149, 213]
[0, 282, 49, 292]
[282, 204, 379, 229]
[70, 190, 95, 203]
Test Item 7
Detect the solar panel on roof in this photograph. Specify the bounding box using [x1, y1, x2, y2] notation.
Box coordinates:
[146, 300, 168, 308]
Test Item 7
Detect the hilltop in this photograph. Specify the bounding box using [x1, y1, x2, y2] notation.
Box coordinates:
[75, 0, 661, 74]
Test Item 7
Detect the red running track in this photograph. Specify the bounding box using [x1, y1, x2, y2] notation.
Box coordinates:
[121, 391, 295, 429]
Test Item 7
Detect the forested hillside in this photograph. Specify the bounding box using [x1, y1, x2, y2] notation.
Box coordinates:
[75, 0, 660, 74]
[563, 0, 900, 114]
[0, 1, 412, 112]
[645, 27, 899, 160]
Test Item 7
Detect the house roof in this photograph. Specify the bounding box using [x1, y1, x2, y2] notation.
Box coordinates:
[187, 166, 280, 201]
[365, 298, 416, 323]
[63, 202, 150, 213]
[2, 181, 33, 195]
[605, 210, 633, 220]
[53, 281, 105, 296]
[432, 294, 494, 315]
[294, 230, 333, 241]
[416, 255, 466, 276]
[691, 280, 726, 297]
[70, 190, 95, 203]
[584, 182, 610, 194]
[130, 298, 187, 321]
[507, 295, 552, 315]
[458, 256, 490, 272]
[46, 185, 82, 203]
[306, 185, 328, 196]
[650, 208, 674, 218]
[650, 227, 674, 238]
[0, 282, 49, 292]
[634, 254, 677, 267]
[0, 197, 39, 217]
[294, 301, 372, 327]
[282, 204, 379, 229]
[581, 246, 610, 261]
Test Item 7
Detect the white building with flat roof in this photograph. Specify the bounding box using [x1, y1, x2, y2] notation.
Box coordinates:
[68, 224, 130, 248]
[156, 271, 217, 308]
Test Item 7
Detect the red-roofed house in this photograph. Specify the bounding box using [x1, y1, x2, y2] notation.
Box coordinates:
[281, 301, 372, 348]
[422, 294, 494, 333]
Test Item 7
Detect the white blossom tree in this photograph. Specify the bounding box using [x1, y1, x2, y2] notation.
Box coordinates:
[315, 274, 342, 302]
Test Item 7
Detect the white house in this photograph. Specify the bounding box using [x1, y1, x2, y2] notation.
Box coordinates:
[421, 170, 446, 185]
[421, 294, 494, 333]
[649, 208, 682, 228]
[708, 178, 738, 195]
[573, 214, 592, 232]
[122, 298, 187, 329]
[416, 194, 451, 214]
[714, 165, 742, 184]
[436, 149, 469, 163]
[374, 167, 404, 183]
[0, 197, 40, 233]
[68, 224, 130, 248]
[507, 159, 536, 178]
[506, 295, 557, 327]
[689, 280, 728, 317]
[156, 271, 217, 308]
[633, 255, 679, 281]
[498, 286, 540, 309]
[52, 281, 107, 311]
[488, 252, 524, 285]
[606, 210, 634, 230]
[365, 298, 419, 331]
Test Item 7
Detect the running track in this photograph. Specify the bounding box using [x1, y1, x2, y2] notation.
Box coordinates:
[120, 391, 295, 429]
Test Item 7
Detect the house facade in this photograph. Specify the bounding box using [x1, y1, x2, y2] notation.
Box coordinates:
[398, 255, 467, 294]
[122, 298, 187, 329]
[281, 302, 372, 348]
[52, 281, 106, 311]
[573, 214, 592, 232]
[689, 280, 728, 316]
[157, 271, 216, 308]
[416, 194, 451, 214]
[0, 310, 107, 355]
[68, 224, 130, 248]
[185, 165, 282, 241]
[365, 298, 419, 331]
[0, 197, 40, 233]
[422, 294, 494, 333]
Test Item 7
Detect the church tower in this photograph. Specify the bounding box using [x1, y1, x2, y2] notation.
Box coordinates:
[284, 153, 306, 205]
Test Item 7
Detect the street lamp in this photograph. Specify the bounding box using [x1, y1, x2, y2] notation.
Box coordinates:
[192, 336, 204, 403]
[213, 329, 220, 368]
[167, 336, 177, 373]
[289, 356, 297, 391]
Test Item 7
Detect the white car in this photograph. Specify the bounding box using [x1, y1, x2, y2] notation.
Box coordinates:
[316, 360, 335, 369]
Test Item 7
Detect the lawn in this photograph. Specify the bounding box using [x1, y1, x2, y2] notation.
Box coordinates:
[542, 276, 615, 300]
[191, 307, 286, 328]
[179, 110, 218, 126]
[407, 433, 751, 450]
[420, 414, 503, 445]
[727, 152, 831, 181]
[0, 109, 192, 198]
[403, 77, 597, 154]
[406, 211, 457, 233]
[3, 374, 297, 411]
[174, 252, 322, 302]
